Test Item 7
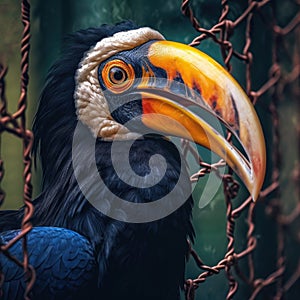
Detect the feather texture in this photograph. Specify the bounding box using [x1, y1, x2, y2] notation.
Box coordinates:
[0, 227, 97, 300]
[0, 21, 194, 300]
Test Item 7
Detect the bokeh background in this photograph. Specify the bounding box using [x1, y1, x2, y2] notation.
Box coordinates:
[0, 0, 299, 299]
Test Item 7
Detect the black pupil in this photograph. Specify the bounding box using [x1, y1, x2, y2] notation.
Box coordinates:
[111, 67, 125, 82]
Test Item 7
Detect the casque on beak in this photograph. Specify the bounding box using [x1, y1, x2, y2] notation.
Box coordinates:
[132, 40, 266, 201]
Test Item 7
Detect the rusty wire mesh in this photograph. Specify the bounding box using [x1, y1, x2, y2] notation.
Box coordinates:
[0, 0, 299, 299]
[0, 0, 35, 299]
[181, 0, 300, 299]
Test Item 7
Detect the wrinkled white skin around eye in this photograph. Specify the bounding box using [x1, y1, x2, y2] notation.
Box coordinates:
[74, 27, 165, 140]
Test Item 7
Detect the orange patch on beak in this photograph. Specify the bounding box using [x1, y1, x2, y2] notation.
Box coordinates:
[133, 41, 266, 200]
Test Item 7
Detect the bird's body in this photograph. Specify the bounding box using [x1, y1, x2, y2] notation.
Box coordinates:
[0, 21, 265, 300]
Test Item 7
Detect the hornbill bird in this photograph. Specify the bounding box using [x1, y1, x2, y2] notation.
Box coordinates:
[0, 21, 266, 299]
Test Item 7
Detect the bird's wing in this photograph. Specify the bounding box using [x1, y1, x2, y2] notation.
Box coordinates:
[0, 227, 97, 300]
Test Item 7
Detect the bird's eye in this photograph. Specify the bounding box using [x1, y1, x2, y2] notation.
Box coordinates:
[109, 67, 127, 84]
[101, 59, 135, 93]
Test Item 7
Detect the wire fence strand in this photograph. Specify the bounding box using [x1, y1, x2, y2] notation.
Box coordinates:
[0, 0, 34, 299]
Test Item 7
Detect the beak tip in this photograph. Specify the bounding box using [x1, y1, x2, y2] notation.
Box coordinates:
[250, 176, 264, 202]
[252, 192, 259, 202]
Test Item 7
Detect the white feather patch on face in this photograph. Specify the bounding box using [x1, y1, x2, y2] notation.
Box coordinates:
[74, 27, 165, 140]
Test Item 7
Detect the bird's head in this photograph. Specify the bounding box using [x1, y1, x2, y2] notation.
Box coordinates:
[34, 21, 266, 201]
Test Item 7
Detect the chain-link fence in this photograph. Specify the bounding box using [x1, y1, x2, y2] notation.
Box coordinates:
[181, 0, 300, 299]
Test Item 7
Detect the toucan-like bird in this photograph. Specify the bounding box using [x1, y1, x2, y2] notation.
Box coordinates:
[0, 21, 266, 300]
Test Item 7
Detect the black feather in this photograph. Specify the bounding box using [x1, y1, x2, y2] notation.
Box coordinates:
[0, 21, 194, 300]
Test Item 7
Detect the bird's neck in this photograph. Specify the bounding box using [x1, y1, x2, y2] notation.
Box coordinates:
[33, 136, 192, 237]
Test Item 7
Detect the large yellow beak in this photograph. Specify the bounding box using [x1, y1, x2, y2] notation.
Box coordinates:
[135, 41, 266, 201]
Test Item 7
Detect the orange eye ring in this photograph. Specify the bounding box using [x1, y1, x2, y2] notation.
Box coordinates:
[101, 60, 135, 93]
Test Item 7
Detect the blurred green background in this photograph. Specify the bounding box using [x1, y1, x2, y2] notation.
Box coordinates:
[0, 0, 299, 299]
